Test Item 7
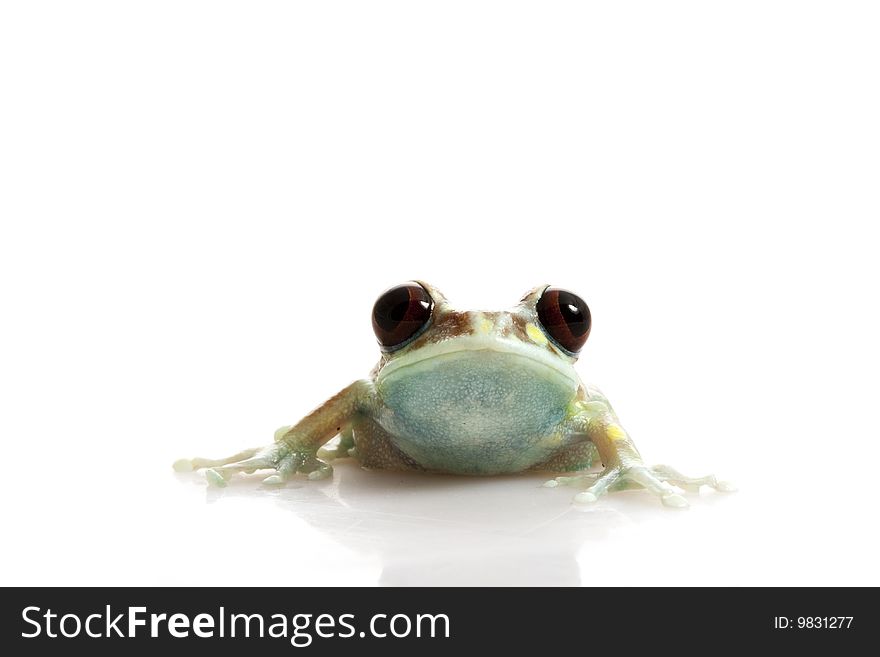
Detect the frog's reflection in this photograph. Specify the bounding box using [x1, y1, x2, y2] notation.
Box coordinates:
[196, 461, 632, 585]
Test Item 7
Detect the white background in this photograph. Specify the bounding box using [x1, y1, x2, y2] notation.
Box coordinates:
[2, 2, 878, 587]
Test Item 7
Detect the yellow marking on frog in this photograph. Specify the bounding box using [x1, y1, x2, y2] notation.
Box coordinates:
[606, 424, 627, 442]
[478, 317, 494, 335]
[525, 322, 548, 345]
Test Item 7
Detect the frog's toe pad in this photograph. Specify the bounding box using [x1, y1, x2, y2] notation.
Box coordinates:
[172, 459, 193, 473]
[205, 469, 228, 488]
[661, 493, 689, 508]
[307, 468, 332, 481]
[573, 491, 599, 504]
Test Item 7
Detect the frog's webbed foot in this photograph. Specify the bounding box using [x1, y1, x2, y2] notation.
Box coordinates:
[174, 381, 371, 487]
[543, 464, 735, 508]
[173, 426, 333, 488]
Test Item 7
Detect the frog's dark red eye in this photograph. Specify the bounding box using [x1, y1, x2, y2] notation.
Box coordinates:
[372, 282, 434, 350]
[535, 287, 591, 355]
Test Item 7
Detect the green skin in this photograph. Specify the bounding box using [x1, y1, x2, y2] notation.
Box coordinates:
[174, 282, 733, 507]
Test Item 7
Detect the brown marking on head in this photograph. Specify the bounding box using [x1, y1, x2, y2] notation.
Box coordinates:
[426, 310, 474, 343]
[401, 309, 474, 351]
[505, 313, 531, 342]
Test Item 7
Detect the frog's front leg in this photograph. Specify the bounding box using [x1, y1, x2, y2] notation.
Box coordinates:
[546, 389, 734, 507]
[173, 380, 374, 487]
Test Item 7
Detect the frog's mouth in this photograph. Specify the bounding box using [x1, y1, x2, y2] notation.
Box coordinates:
[376, 334, 580, 387]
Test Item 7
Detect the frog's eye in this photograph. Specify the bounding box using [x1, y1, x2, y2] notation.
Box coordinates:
[535, 287, 591, 354]
[372, 282, 434, 350]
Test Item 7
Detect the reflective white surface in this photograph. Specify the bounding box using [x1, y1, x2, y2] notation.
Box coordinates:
[4, 448, 875, 587]
[177, 463, 737, 587]
[2, 2, 879, 588]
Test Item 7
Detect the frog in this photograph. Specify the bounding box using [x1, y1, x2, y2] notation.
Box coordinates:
[173, 281, 733, 507]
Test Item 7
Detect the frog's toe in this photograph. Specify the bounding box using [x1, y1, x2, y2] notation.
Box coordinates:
[174, 447, 265, 481]
[565, 467, 622, 504]
[651, 465, 736, 494]
[261, 473, 287, 486]
[544, 473, 598, 489]
[317, 428, 355, 462]
[172, 458, 194, 473]
[661, 493, 689, 508]
[183, 448, 280, 486]
[317, 445, 349, 461]
[205, 468, 228, 488]
[275, 450, 334, 481]
[541, 470, 620, 504]
[307, 464, 333, 480]
[573, 491, 599, 504]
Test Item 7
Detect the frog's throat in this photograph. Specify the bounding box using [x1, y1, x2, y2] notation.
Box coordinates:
[377, 334, 580, 387]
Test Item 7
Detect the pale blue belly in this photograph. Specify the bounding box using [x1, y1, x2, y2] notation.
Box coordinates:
[375, 351, 576, 475]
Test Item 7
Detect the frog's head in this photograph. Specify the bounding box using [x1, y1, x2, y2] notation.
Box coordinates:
[370, 281, 591, 387]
